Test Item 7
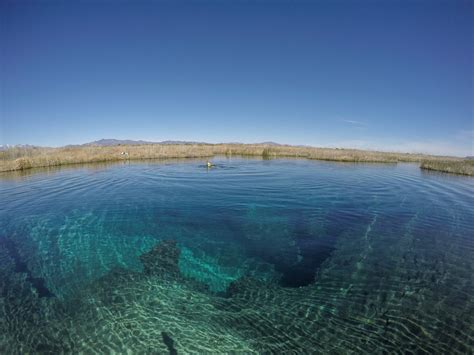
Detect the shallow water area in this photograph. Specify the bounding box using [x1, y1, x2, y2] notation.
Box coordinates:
[1, 157, 473, 353]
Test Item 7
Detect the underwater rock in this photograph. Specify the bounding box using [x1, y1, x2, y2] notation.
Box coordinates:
[140, 240, 181, 278]
[0, 237, 55, 298]
[161, 331, 177, 355]
[226, 276, 259, 297]
[225, 276, 279, 299]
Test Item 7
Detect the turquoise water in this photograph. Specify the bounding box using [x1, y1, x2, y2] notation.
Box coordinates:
[1, 157, 473, 353]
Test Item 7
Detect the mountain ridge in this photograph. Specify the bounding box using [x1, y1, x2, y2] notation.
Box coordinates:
[75, 139, 284, 147]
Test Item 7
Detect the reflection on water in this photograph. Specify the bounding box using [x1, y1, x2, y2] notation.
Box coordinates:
[0, 158, 473, 353]
[0, 158, 205, 180]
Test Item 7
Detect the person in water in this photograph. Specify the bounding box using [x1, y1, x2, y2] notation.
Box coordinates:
[207, 161, 213, 167]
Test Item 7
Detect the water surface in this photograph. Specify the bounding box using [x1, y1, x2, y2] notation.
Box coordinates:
[1, 158, 473, 353]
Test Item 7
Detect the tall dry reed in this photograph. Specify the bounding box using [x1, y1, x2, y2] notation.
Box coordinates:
[0, 143, 464, 173]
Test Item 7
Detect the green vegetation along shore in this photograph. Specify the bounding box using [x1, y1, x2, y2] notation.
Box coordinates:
[0, 143, 471, 176]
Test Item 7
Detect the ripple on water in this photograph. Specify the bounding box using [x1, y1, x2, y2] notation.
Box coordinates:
[0, 158, 473, 353]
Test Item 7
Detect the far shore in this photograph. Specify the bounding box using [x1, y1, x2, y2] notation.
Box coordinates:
[1, 143, 472, 176]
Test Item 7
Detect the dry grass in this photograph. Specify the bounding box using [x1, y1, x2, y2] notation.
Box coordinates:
[420, 159, 474, 176]
[0, 143, 465, 174]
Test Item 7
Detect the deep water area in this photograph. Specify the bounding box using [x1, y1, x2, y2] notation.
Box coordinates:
[1, 157, 473, 353]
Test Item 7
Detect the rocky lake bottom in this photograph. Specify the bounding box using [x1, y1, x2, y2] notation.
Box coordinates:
[1, 158, 473, 353]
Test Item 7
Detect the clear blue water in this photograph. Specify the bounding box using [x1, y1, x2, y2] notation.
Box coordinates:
[1, 157, 473, 353]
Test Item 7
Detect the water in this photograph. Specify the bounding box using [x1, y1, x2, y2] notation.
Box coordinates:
[1, 157, 473, 353]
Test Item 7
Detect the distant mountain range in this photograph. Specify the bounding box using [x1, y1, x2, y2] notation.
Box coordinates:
[1, 141, 472, 159]
[0, 140, 284, 150]
[84, 139, 156, 146]
[79, 139, 210, 146]
[72, 139, 284, 147]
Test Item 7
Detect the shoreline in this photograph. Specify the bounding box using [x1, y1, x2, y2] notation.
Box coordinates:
[420, 160, 474, 176]
[1, 143, 471, 176]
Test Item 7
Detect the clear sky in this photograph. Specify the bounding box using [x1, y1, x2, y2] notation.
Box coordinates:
[1, 0, 472, 156]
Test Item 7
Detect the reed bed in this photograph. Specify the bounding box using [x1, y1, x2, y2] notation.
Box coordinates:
[420, 159, 474, 176]
[0, 143, 464, 174]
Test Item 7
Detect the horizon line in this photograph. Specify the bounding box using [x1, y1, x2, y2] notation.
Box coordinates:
[1, 139, 471, 159]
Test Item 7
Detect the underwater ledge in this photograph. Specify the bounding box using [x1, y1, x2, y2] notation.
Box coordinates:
[1, 238, 472, 353]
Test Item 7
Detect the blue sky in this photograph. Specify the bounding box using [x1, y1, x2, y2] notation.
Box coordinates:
[1, 0, 472, 156]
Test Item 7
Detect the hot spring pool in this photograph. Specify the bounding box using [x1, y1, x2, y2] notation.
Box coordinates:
[1, 157, 473, 353]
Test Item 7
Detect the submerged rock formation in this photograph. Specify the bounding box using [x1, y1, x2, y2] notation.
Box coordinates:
[139, 240, 181, 278]
[0, 237, 55, 298]
[1, 232, 472, 354]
